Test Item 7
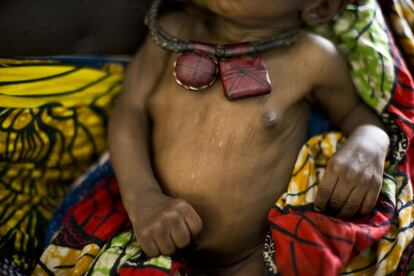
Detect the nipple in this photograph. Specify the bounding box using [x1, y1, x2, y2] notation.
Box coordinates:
[261, 111, 278, 129]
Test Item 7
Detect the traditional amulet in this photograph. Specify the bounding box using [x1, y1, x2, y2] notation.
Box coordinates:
[173, 52, 218, 90]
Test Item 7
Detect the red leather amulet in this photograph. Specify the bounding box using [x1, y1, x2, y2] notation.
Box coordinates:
[174, 52, 218, 90]
[219, 55, 271, 100]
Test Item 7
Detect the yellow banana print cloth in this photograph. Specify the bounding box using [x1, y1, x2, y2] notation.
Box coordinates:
[0, 57, 126, 274]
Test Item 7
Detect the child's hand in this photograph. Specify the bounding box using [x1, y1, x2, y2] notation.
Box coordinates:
[314, 126, 389, 218]
[129, 192, 203, 258]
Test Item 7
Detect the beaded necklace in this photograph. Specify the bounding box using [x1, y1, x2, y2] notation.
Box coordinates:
[146, 0, 298, 100]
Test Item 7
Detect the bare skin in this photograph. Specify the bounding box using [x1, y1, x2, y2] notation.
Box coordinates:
[109, 0, 390, 274]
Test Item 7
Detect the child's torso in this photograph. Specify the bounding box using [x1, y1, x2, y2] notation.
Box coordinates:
[147, 14, 323, 264]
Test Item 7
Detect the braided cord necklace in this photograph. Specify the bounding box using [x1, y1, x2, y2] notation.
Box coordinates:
[146, 0, 299, 100]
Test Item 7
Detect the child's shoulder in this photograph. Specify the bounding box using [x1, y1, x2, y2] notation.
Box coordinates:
[294, 32, 349, 83]
[297, 32, 342, 63]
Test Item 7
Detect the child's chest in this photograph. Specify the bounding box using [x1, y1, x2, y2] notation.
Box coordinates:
[148, 52, 313, 132]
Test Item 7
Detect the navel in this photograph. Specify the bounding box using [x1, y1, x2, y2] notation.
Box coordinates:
[261, 111, 279, 129]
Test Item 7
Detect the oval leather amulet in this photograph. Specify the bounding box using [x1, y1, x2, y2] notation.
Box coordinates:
[173, 52, 218, 90]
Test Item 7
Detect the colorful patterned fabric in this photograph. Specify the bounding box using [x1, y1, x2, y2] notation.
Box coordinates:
[36, 0, 414, 275]
[265, 134, 397, 275]
[378, 0, 414, 273]
[0, 57, 127, 274]
[267, 1, 412, 274]
[379, 0, 414, 72]
[33, 160, 188, 276]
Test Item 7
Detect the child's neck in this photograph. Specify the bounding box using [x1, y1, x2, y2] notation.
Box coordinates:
[208, 15, 301, 44]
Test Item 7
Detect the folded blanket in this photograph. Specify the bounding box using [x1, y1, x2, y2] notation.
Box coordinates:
[0, 56, 127, 274]
[35, 1, 414, 275]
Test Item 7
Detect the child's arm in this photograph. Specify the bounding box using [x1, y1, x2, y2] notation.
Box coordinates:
[109, 32, 202, 257]
[310, 37, 390, 218]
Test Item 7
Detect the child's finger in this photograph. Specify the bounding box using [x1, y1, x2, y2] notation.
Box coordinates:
[183, 206, 203, 236]
[314, 167, 339, 211]
[337, 187, 364, 218]
[155, 231, 176, 256]
[139, 238, 160, 258]
[360, 181, 381, 215]
[135, 224, 161, 258]
[171, 220, 191, 248]
[329, 177, 355, 210]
